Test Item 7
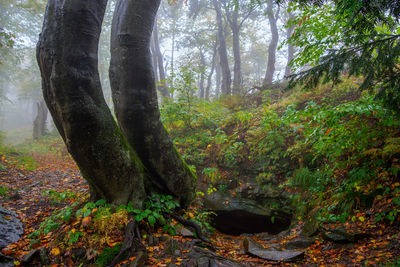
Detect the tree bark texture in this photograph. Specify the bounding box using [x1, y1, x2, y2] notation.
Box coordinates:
[215, 54, 221, 98]
[150, 37, 159, 90]
[198, 49, 205, 98]
[284, 11, 295, 78]
[109, 0, 196, 207]
[33, 100, 48, 140]
[37, 0, 147, 206]
[153, 19, 170, 100]
[37, 0, 196, 208]
[205, 38, 218, 100]
[213, 0, 231, 96]
[263, 0, 279, 87]
[227, 8, 242, 95]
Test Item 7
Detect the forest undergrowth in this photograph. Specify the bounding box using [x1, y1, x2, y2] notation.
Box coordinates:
[1, 78, 400, 266]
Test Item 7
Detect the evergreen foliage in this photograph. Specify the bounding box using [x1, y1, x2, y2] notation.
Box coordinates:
[280, 0, 400, 112]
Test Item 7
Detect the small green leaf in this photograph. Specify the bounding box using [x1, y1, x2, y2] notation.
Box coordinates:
[393, 197, 400, 206]
[135, 214, 144, 222]
[83, 210, 91, 218]
[132, 209, 142, 214]
[95, 199, 106, 206]
[148, 215, 156, 226]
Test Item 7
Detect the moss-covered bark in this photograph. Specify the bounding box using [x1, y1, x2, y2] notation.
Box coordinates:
[37, 0, 196, 208]
[36, 0, 146, 207]
[109, 0, 196, 207]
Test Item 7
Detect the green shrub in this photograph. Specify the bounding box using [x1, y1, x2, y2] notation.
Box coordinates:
[42, 189, 78, 204]
[130, 193, 179, 234]
[291, 167, 325, 191]
[202, 168, 221, 184]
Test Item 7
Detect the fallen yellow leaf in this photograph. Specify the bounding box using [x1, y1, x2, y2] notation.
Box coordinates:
[51, 247, 60, 256]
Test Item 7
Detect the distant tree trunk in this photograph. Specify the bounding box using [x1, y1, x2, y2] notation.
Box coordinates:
[170, 22, 176, 88]
[213, 0, 231, 96]
[284, 11, 295, 78]
[153, 19, 170, 100]
[227, 8, 242, 95]
[205, 38, 218, 100]
[215, 54, 221, 98]
[37, 0, 195, 208]
[198, 49, 205, 98]
[263, 0, 279, 87]
[110, 0, 196, 206]
[33, 100, 47, 140]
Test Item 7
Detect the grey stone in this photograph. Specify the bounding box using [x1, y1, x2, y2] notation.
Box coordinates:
[321, 227, 369, 244]
[186, 246, 244, 267]
[243, 237, 304, 262]
[284, 237, 315, 249]
[0, 206, 23, 250]
[176, 226, 195, 237]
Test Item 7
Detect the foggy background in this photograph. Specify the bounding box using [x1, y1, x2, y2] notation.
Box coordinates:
[0, 0, 293, 144]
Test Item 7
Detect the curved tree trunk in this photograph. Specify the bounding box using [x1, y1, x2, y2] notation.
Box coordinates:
[263, 0, 279, 87]
[109, 0, 196, 207]
[36, 0, 147, 207]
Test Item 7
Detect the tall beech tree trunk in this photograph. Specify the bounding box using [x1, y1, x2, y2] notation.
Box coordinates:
[37, 0, 195, 208]
[109, 0, 196, 206]
[229, 9, 242, 95]
[263, 0, 279, 87]
[198, 49, 205, 98]
[205, 39, 218, 100]
[33, 100, 48, 140]
[213, 0, 231, 96]
[215, 55, 221, 98]
[153, 19, 170, 100]
[285, 11, 295, 78]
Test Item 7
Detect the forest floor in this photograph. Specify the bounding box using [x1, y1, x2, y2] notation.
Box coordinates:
[1, 152, 400, 266]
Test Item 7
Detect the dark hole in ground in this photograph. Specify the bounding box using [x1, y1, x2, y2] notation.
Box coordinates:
[211, 210, 291, 236]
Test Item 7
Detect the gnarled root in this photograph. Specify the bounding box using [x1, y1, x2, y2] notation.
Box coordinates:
[170, 213, 214, 248]
[108, 220, 144, 267]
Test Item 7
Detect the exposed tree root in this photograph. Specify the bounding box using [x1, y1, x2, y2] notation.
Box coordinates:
[108, 211, 214, 266]
[170, 213, 213, 246]
[108, 220, 144, 267]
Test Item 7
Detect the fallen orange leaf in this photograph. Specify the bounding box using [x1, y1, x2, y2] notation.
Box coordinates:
[51, 247, 60, 256]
